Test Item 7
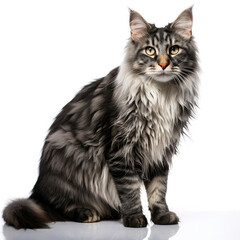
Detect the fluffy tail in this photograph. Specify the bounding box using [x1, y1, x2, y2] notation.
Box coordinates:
[2, 199, 51, 229]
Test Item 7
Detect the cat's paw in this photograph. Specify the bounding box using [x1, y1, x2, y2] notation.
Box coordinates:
[75, 208, 100, 223]
[152, 211, 179, 225]
[123, 213, 148, 228]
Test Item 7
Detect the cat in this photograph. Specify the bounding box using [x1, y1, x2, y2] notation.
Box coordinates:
[3, 7, 199, 229]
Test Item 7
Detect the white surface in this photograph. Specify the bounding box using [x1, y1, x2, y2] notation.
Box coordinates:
[1, 212, 240, 240]
[1, 0, 240, 239]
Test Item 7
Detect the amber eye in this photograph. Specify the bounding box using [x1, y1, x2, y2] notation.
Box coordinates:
[145, 47, 156, 56]
[169, 45, 180, 55]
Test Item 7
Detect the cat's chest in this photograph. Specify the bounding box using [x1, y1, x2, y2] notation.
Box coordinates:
[119, 81, 180, 161]
[136, 85, 179, 153]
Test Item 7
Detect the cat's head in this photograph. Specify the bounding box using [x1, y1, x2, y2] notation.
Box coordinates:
[126, 8, 198, 83]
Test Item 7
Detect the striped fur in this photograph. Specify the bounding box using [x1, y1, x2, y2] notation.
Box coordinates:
[3, 8, 199, 228]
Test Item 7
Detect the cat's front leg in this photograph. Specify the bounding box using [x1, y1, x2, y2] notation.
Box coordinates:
[144, 174, 179, 225]
[108, 158, 148, 228]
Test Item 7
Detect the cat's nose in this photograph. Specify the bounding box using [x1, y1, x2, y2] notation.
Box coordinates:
[159, 63, 168, 70]
[158, 55, 169, 70]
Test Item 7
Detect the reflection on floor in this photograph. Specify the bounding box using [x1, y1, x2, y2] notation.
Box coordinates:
[2, 212, 240, 240]
[2, 220, 179, 240]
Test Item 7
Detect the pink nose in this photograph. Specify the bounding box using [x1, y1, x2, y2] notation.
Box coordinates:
[159, 63, 168, 70]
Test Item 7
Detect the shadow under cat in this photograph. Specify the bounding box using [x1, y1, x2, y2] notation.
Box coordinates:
[3, 220, 179, 240]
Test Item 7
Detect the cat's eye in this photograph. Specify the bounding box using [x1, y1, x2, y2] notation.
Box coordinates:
[145, 47, 156, 56]
[169, 45, 180, 55]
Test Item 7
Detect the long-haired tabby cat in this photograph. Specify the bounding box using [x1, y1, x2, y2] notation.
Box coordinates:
[3, 7, 199, 229]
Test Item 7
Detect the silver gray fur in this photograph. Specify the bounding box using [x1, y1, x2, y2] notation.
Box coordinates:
[3, 8, 199, 229]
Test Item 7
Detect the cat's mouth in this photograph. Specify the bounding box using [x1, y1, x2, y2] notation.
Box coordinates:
[146, 70, 175, 83]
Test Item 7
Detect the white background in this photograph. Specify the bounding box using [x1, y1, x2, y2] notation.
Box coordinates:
[0, 0, 240, 238]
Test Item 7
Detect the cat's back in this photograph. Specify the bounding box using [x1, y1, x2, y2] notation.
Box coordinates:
[49, 67, 119, 136]
[39, 67, 120, 173]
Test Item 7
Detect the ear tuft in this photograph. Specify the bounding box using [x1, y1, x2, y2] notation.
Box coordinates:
[171, 8, 193, 40]
[129, 10, 151, 42]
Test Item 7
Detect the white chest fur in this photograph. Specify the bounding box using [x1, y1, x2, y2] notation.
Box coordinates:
[115, 69, 181, 164]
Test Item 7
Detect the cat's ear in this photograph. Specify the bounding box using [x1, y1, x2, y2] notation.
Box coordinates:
[129, 10, 151, 42]
[171, 8, 193, 40]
